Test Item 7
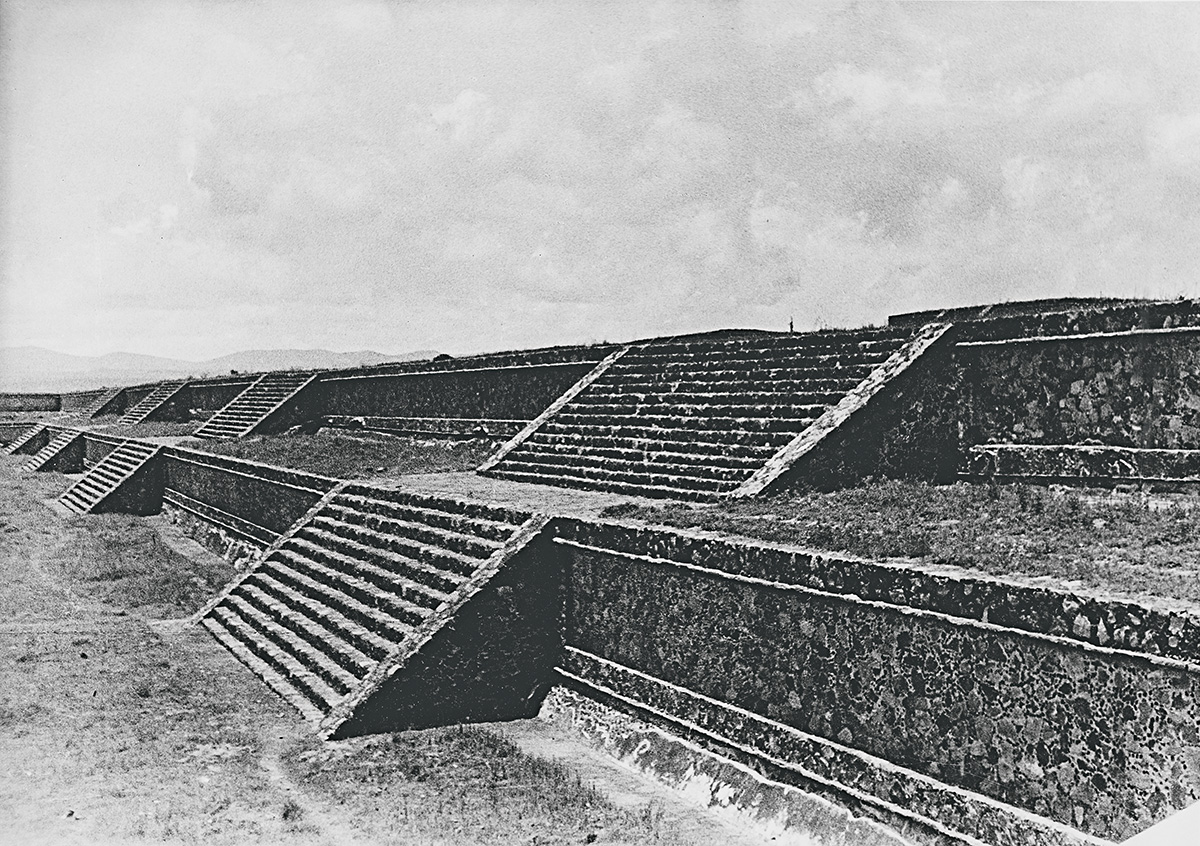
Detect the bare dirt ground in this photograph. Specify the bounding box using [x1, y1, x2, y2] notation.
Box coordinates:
[0, 455, 769, 846]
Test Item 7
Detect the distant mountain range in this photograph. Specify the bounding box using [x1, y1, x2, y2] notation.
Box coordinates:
[0, 346, 439, 393]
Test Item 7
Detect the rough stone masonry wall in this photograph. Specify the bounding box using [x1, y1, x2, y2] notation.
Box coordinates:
[161, 448, 339, 538]
[555, 519, 1200, 844]
[960, 329, 1200, 450]
[314, 362, 599, 422]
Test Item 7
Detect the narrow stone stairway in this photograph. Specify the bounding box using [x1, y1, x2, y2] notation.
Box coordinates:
[3, 423, 48, 455]
[83, 387, 126, 418]
[58, 440, 161, 514]
[118, 380, 188, 425]
[198, 485, 540, 733]
[193, 372, 316, 439]
[22, 429, 82, 472]
[482, 328, 916, 500]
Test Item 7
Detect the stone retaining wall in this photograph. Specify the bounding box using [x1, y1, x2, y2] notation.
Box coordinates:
[161, 447, 339, 538]
[554, 518, 1200, 844]
[314, 361, 599, 422]
[959, 328, 1200, 451]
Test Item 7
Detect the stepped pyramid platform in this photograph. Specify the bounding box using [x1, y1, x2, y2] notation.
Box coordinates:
[481, 326, 929, 500]
[3, 423, 49, 455]
[196, 483, 555, 738]
[22, 428, 84, 472]
[58, 440, 162, 514]
[84, 387, 126, 418]
[194, 371, 316, 439]
[118, 380, 188, 425]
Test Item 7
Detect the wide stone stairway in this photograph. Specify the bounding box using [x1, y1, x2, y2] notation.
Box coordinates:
[197, 484, 547, 737]
[194, 371, 315, 439]
[481, 328, 916, 500]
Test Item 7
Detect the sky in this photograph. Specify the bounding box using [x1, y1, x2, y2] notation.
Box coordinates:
[2, 0, 1200, 360]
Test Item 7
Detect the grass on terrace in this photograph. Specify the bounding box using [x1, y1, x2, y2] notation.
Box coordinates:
[602, 480, 1200, 606]
[183, 430, 497, 480]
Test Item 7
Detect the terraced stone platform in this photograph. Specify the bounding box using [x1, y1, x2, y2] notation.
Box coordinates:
[481, 327, 920, 500]
[194, 371, 315, 439]
[196, 484, 555, 738]
[119, 379, 188, 425]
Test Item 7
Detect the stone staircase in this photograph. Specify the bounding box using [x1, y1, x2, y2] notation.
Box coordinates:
[194, 372, 316, 439]
[58, 440, 161, 514]
[481, 328, 916, 500]
[119, 380, 188, 425]
[83, 387, 125, 418]
[197, 484, 545, 736]
[3, 423, 48, 455]
[22, 429, 82, 472]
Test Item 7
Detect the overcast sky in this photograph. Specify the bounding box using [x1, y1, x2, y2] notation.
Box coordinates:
[3, 1, 1200, 359]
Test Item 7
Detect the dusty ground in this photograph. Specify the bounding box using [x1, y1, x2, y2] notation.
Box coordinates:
[0, 455, 770, 846]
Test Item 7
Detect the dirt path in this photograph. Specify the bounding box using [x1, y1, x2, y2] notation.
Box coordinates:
[0, 456, 775, 845]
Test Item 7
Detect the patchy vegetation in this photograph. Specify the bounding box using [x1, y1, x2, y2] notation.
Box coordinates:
[603, 480, 1200, 604]
[187, 430, 496, 480]
[286, 726, 678, 846]
[51, 513, 235, 618]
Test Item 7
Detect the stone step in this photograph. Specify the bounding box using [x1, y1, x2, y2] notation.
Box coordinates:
[237, 582, 378, 678]
[299, 522, 469, 594]
[484, 467, 721, 502]
[606, 357, 889, 378]
[627, 342, 904, 366]
[320, 504, 502, 559]
[58, 442, 159, 514]
[560, 401, 833, 419]
[535, 421, 802, 447]
[641, 330, 905, 356]
[119, 381, 186, 425]
[492, 458, 741, 494]
[516, 438, 768, 469]
[3, 424, 47, 455]
[611, 347, 896, 371]
[509, 448, 751, 483]
[595, 370, 875, 392]
[200, 616, 325, 722]
[549, 412, 815, 434]
[249, 572, 394, 662]
[278, 539, 446, 619]
[259, 554, 420, 640]
[22, 431, 79, 472]
[574, 389, 852, 407]
[207, 606, 340, 712]
[337, 488, 528, 532]
[223, 593, 360, 695]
